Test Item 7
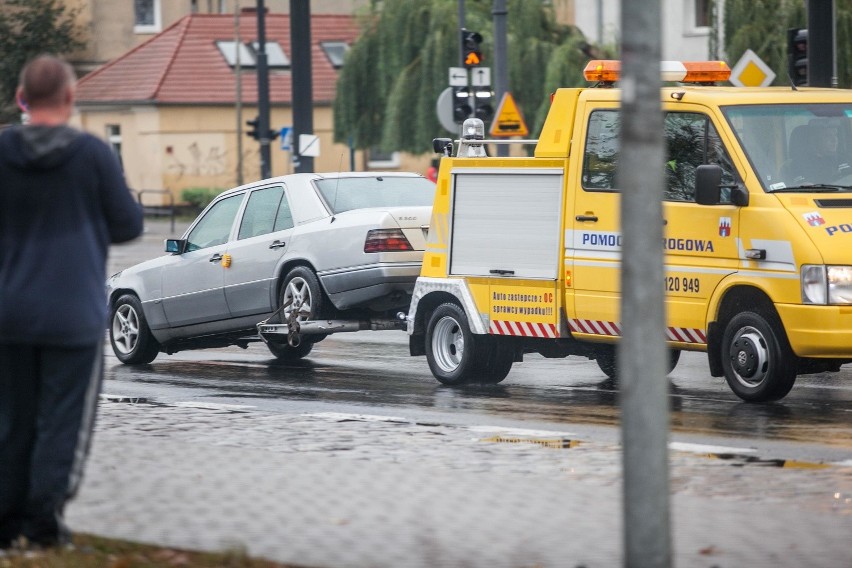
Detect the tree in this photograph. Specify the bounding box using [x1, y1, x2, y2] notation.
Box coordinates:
[0, 0, 84, 124]
[334, 0, 607, 155]
[719, 0, 852, 87]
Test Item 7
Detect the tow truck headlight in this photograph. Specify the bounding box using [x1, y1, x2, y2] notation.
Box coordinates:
[801, 265, 852, 304]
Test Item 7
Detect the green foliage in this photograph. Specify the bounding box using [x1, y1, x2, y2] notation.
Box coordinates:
[335, 0, 601, 155]
[720, 0, 852, 88]
[0, 0, 84, 124]
[181, 187, 225, 209]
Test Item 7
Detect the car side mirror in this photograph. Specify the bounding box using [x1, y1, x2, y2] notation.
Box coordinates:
[165, 239, 186, 254]
[695, 165, 722, 205]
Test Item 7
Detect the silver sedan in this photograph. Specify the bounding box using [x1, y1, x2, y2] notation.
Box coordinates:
[107, 172, 434, 364]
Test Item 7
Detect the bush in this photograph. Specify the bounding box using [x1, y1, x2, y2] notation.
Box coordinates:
[180, 187, 225, 209]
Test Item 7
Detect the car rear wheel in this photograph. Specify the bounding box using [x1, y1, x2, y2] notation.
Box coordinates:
[266, 340, 314, 361]
[110, 294, 160, 364]
[272, 266, 326, 360]
[721, 311, 797, 402]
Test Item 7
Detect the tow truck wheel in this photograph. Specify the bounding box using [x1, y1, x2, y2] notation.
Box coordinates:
[475, 335, 514, 384]
[594, 344, 681, 380]
[720, 311, 797, 402]
[425, 303, 482, 385]
[110, 294, 160, 364]
[266, 340, 314, 361]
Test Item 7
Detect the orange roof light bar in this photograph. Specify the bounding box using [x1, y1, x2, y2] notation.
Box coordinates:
[584, 60, 731, 84]
[583, 60, 620, 83]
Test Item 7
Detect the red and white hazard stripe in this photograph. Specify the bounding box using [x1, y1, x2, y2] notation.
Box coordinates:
[489, 320, 559, 338]
[568, 319, 621, 336]
[569, 319, 706, 344]
[666, 326, 706, 343]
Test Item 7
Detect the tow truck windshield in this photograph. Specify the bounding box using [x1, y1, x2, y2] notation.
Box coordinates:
[723, 103, 852, 192]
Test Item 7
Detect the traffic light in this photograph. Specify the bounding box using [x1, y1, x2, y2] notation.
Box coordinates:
[452, 87, 472, 123]
[474, 90, 494, 123]
[246, 116, 259, 140]
[460, 29, 483, 68]
[787, 28, 808, 86]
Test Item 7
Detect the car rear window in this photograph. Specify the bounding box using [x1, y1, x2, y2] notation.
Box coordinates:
[314, 176, 435, 214]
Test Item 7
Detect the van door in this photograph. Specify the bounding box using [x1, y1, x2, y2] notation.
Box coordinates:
[569, 107, 741, 345]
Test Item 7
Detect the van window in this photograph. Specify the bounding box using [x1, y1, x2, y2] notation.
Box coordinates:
[582, 110, 739, 202]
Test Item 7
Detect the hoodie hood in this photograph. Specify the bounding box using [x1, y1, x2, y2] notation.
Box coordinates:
[1, 124, 84, 170]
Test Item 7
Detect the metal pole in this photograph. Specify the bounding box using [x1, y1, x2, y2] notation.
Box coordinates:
[256, 0, 273, 179]
[458, 0, 465, 65]
[235, 0, 244, 186]
[618, 0, 671, 565]
[290, 0, 314, 173]
[493, 0, 508, 157]
[808, 0, 835, 88]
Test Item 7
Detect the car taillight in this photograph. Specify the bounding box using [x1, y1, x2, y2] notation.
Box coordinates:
[364, 228, 413, 253]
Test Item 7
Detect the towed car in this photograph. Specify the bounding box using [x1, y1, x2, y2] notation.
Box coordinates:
[107, 172, 435, 364]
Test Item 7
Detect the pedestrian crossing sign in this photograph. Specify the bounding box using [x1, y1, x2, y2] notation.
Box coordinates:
[489, 92, 529, 138]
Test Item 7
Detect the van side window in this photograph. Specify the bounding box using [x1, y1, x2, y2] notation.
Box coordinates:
[582, 110, 620, 190]
[581, 110, 738, 203]
[665, 113, 737, 203]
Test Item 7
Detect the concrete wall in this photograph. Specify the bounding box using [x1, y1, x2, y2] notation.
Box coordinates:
[76, 103, 429, 205]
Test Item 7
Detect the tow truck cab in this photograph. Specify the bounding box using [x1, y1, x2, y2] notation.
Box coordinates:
[408, 60, 852, 402]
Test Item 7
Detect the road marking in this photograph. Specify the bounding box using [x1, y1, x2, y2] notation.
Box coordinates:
[303, 412, 410, 423]
[669, 442, 756, 455]
[173, 402, 256, 411]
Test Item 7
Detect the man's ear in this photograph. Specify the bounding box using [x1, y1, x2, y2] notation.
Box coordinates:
[15, 87, 28, 112]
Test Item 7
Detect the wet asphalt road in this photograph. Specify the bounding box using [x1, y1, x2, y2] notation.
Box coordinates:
[101, 330, 852, 466]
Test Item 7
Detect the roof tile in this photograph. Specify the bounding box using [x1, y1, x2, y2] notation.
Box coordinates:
[76, 14, 360, 105]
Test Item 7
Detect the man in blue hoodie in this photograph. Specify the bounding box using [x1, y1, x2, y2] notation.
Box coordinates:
[0, 55, 143, 550]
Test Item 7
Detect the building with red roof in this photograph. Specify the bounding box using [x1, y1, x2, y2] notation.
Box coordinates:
[73, 12, 405, 202]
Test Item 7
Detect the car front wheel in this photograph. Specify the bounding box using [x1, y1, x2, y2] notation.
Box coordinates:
[110, 294, 160, 364]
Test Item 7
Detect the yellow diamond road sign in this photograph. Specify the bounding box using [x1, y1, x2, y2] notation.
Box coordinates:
[489, 92, 529, 138]
[730, 49, 776, 87]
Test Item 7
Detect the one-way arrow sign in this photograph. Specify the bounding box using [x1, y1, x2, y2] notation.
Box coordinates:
[449, 67, 468, 87]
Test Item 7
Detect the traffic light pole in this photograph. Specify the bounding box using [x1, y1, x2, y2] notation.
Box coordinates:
[256, 0, 273, 179]
[492, 0, 508, 157]
[290, 0, 314, 173]
[808, 0, 835, 88]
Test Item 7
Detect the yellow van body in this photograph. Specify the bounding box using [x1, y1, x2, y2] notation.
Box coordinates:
[408, 81, 852, 402]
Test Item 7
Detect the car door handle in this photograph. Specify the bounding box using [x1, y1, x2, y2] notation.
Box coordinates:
[575, 214, 598, 222]
[209, 254, 223, 263]
[269, 240, 287, 249]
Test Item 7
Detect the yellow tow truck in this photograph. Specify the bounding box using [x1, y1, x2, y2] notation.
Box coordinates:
[406, 60, 852, 402]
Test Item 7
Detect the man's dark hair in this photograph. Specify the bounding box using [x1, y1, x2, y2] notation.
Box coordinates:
[18, 54, 76, 109]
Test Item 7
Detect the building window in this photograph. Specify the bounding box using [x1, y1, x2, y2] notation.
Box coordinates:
[106, 124, 123, 170]
[216, 41, 290, 69]
[321, 42, 350, 68]
[367, 147, 400, 169]
[252, 41, 290, 68]
[694, 0, 710, 28]
[134, 0, 161, 34]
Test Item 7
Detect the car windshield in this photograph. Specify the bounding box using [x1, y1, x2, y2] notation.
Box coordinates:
[722, 103, 852, 192]
[314, 176, 436, 214]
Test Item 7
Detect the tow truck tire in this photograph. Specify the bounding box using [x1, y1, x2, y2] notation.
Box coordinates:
[720, 311, 797, 402]
[425, 303, 482, 385]
[110, 294, 160, 365]
[595, 344, 681, 380]
[266, 340, 314, 361]
[475, 335, 514, 384]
